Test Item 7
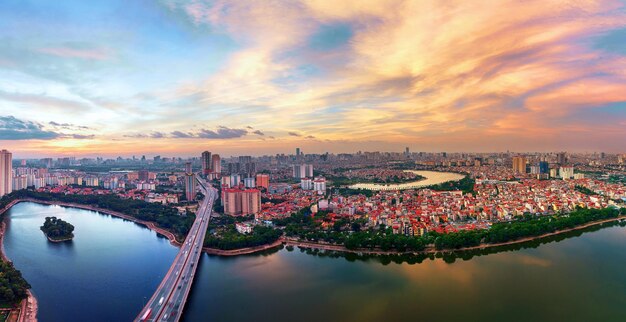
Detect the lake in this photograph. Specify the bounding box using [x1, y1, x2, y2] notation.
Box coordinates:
[348, 170, 465, 190]
[4, 202, 626, 322]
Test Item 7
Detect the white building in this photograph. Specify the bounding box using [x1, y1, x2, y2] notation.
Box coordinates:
[243, 177, 256, 188]
[313, 177, 326, 195]
[235, 222, 254, 234]
[230, 174, 241, 187]
[293, 164, 313, 179]
[559, 166, 574, 180]
[300, 178, 313, 190]
[12, 175, 27, 191]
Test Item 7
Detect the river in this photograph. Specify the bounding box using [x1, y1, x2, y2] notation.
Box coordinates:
[5, 202, 626, 321]
[348, 170, 465, 190]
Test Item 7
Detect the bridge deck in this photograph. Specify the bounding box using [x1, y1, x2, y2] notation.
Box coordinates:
[136, 177, 216, 322]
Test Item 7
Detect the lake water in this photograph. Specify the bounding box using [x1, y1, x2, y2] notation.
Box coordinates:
[348, 170, 465, 190]
[5, 202, 626, 322]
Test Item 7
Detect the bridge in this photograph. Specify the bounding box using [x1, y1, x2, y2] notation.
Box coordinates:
[136, 176, 217, 322]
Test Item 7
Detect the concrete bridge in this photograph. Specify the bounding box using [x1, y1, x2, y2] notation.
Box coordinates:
[136, 177, 216, 322]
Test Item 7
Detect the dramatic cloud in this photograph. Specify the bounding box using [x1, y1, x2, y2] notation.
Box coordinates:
[49, 121, 91, 130]
[171, 131, 193, 138]
[197, 127, 247, 139]
[2, 0, 626, 155]
[150, 132, 166, 138]
[124, 126, 250, 140]
[0, 116, 59, 140]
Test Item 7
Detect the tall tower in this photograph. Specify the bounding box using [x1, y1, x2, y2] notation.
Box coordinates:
[0, 150, 12, 197]
[557, 152, 567, 165]
[201, 151, 212, 175]
[211, 154, 221, 178]
[184, 162, 196, 202]
[512, 156, 527, 174]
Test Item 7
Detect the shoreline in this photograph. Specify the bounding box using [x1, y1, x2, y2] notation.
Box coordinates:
[2, 198, 624, 259]
[2, 198, 183, 246]
[45, 235, 74, 243]
[347, 170, 465, 191]
[0, 217, 38, 322]
[202, 238, 284, 256]
[283, 214, 626, 256]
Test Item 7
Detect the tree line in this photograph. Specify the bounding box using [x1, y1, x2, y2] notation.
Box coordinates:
[0, 261, 30, 306]
[2, 190, 194, 239]
[274, 206, 625, 252]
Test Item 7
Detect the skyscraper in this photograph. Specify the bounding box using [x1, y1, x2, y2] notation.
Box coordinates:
[512, 156, 527, 173]
[221, 188, 261, 215]
[256, 174, 269, 189]
[138, 169, 150, 181]
[184, 162, 196, 202]
[539, 161, 549, 174]
[0, 150, 12, 197]
[296, 148, 300, 156]
[201, 151, 212, 175]
[557, 152, 567, 165]
[211, 154, 221, 179]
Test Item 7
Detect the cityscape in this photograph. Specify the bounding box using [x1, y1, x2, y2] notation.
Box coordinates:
[1, 1, 626, 322]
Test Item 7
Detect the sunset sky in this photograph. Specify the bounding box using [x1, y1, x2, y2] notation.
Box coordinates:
[1, 0, 625, 158]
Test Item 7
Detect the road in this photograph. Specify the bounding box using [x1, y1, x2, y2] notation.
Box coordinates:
[135, 176, 216, 322]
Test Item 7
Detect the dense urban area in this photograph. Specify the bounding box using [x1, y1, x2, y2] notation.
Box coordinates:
[0, 148, 625, 319]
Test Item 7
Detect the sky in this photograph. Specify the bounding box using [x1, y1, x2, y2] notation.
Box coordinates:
[1, 0, 626, 158]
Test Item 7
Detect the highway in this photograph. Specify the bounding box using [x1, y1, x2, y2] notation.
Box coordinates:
[135, 176, 217, 322]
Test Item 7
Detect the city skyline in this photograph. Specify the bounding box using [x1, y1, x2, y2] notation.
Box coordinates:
[2, 0, 626, 157]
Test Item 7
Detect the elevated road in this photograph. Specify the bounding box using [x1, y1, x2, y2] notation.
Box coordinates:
[136, 176, 216, 322]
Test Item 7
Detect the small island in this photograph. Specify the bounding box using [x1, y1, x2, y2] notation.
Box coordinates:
[40, 217, 75, 242]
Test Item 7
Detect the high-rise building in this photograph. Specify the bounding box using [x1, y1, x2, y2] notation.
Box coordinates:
[221, 188, 261, 216]
[241, 189, 261, 215]
[512, 156, 527, 173]
[559, 166, 574, 179]
[557, 152, 567, 165]
[296, 148, 300, 156]
[313, 177, 327, 195]
[0, 150, 12, 197]
[222, 188, 241, 215]
[256, 174, 269, 189]
[243, 177, 256, 188]
[201, 151, 212, 175]
[230, 174, 241, 187]
[211, 154, 221, 178]
[184, 162, 196, 202]
[300, 178, 313, 190]
[293, 164, 304, 179]
[12, 175, 27, 191]
[138, 169, 150, 181]
[539, 161, 549, 174]
[293, 164, 313, 179]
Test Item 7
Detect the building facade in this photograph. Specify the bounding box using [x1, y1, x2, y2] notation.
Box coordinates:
[0, 150, 12, 197]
